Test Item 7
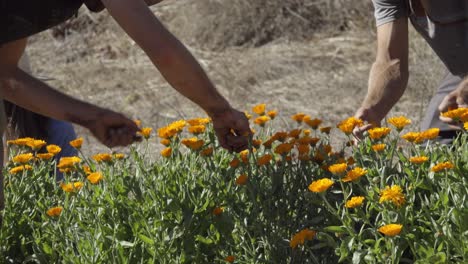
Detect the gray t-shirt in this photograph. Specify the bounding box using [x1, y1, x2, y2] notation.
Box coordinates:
[372, 0, 468, 77]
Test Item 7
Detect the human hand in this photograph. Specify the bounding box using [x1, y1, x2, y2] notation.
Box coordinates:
[210, 107, 251, 152]
[82, 109, 140, 148]
[352, 106, 383, 141]
[438, 80, 468, 128]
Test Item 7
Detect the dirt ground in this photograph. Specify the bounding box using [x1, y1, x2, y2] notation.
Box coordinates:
[26, 0, 445, 156]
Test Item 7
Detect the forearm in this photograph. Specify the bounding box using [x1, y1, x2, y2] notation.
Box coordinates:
[0, 66, 103, 127]
[103, 0, 231, 115]
[361, 59, 409, 121]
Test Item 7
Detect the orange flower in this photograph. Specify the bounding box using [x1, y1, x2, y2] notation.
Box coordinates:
[161, 147, 172, 158]
[380, 185, 405, 207]
[7, 137, 34, 146]
[388, 116, 411, 131]
[303, 129, 311, 136]
[160, 139, 171, 146]
[229, 158, 240, 168]
[267, 110, 277, 119]
[37, 153, 54, 160]
[378, 224, 403, 237]
[92, 153, 113, 163]
[181, 138, 204, 151]
[12, 153, 34, 164]
[290, 228, 316, 249]
[9, 165, 33, 174]
[431, 161, 454, 173]
[26, 139, 47, 150]
[252, 103, 266, 115]
[273, 132, 288, 142]
[244, 112, 252, 120]
[186, 118, 210, 126]
[291, 113, 307, 123]
[409, 156, 428, 164]
[401, 132, 423, 143]
[288, 129, 302, 139]
[254, 116, 270, 127]
[372, 143, 386, 152]
[252, 139, 262, 148]
[212, 207, 223, 216]
[297, 144, 310, 156]
[87, 172, 104, 184]
[257, 154, 272, 166]
[305, 118, 322, 129]
[328, 163, 347, 175]
[274, 143, 293, 155]
[345, 196, 365, 208]
[46, 144, 62, 155]
[46, 206, 63, 217]
[338, 117, 363, 135]
[134, 119, 142, 127]
[201, 147, 214, 156]
[60, 182, 84, 193]
[342, 167, 367, 182]
[235, 174, 248, 185]
[83, 165, 92, 175]
[308, 178, 334, 193]
[57, 156, 81, 169]
[368, 127, 391, 140]
[114, 153, 125, 160]
[420, 128, 439, 140]
[188, 125, 206, 135]
[69, 137, 83, 149]
[239, 149, 250, 163]
[139, 127, 153, 139]
[225, 255, 235, 263]
[319, 127, 332, 134]
[440, 107, 468, 122]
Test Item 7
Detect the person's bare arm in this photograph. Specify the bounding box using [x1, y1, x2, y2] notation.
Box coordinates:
[0, 39, 139, 147]
[101, 0, 251, 151]
[355, 18, 409, 131]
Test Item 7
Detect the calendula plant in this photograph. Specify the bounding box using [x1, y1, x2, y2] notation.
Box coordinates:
[0, 106, 467, 264]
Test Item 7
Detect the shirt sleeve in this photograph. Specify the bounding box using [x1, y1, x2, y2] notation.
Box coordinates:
[372, 0, 408, 27]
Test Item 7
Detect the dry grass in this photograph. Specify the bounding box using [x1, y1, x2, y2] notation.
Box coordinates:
[26, 0, 443, 155]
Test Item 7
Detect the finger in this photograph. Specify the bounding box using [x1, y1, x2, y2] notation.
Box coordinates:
[438, 94, 457, 112]
[214, 129, 232, 151]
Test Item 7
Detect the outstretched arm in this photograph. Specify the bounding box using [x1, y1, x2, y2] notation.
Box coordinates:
[354, 18, 409, 133]
[101, 0, 251, 151]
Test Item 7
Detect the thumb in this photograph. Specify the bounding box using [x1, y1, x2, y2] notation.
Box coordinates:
[438, 93, 457, 112]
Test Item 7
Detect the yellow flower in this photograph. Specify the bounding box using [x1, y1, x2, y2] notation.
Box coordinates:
[7, 137, 34, 146]
[303, 129, 311, 136]
[161, 147, 172, 158]
[388, 116, 411, 131]
[46, 206, 63, 217]
[37, 153, 54, 160]
[379, 185, 405, 207]
[431, 161, 454, 173]
[308, 178, 334, 193]
[440, 108, 468, 122]
[338, 117, 363, 135]
[92, 153, 113, 163]
[188, 125, 206, 134]
[372, 143, 386, 152]
[158, 126, 177, 139]
[69, 137, 83, 149]
[464, 122, 468, 130]
[420, 128, 440, 140]
[378, 224, 403, 237]
[83, 165, 92, 175]
[235, 174, 248, 185]
[320, 126, 332, 134]
[159, 139, 171, 146]
[254, 116, 270, 126]
[252, 103, 266, 115]
[342, 167, 367, 182]
[114, 153, 125, 160]
[409, 156, 429, 164]
[212, 207, 223, 216]
[87, 172, 103, 184]
[26, 139, 47, 150]
[225, 255, 236, 263]
[201, 147, 214, 156]
[186, 118, 210, 126]
[60, 182, 84, 193]
[57, 156, 81, 169]
[181, 137, 204, 151]
[244, 112, 252, 120]
[252, 139, 262, 148]
[46, 144, 62, 155]
[368, 127, 391, 140]
[134, 119, 142, 127]
[401, 132, 423, 143]
[12, 153, 34, 164]
[9, 165, 33, 174]
[139, 127, 153, 139]
[345, 196, 365, 208]
[257, 154, 272, 166]
[291, 113, 307, 123]
[267, 110, 277, 119]
[328, 163, 347, 175]
[305, 118, 322, 129]
[274, 143, 293, 155]
[290, 228, 317, 249]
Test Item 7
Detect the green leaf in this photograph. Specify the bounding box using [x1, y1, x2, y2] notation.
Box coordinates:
[195, 235, 213, 245]
[138, 234, 155, 246]
[323, 226, 347, 233]
[352, 250, 363, 264]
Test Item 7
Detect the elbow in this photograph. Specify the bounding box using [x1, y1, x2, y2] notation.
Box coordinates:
[371, 58, 409, 88]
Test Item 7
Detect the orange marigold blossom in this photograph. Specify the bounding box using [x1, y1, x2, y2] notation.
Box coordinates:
[87, 172, 103, 184]
[114, 153, 125, 159]
[347, 157, 355, 165]
[252, 139, 262, 148]
[291, 113, 307, 123]
[161, 147, 172, 158]
[303, 129, 311, 136]
[60, 182, 84, 193]
[388, 116, 411, 130]
[93, 153, 113, 162]
[320, 126, 332, 134]
[252, 103, 266, 115]
[188, 125, 206, 134]
[160, 139, 171, 146]
[431, 161, 454, 172]
[181, 137, 204, 150]
[420, 128, 440, 140]
[380, 185, 405, 207]
[274, 143, 293, 155]
[186, 118, 210, 126]
[46, 144, 61, 155]
[12, 153, 34, 164]
[225, 256, 236, 263]
[83, 165, 92, 175]
[342, 167, 367, 182]
[305, 118, 322, 129]
[229, 158, 240, 168]
[401, 132, 423, 143]
[328, 163, 347, 175]
[288, 129, 302, 139]
[440, 107, 468, 121]
[337, 117, 363, 135]
[254, 116, 270, 126]
[69, 137, 83, 149]
[212, 207, 223, 216]
[409, 156, 429, 164]
[267, 110, 277, 119]
[235, 174, 248, 185]
[57, 156, 81, 169]
[372, 143, 386, 152]
[9, 165, 33, 174]
[26, 139, 47, 150]
[7, 137, 34, 146]
[139, 127, 153, 139]
[290, 228, 317, 249]
[257, 154, 273, 166]
[46, 206, 63, 217]
[37, 153, 54, 160]
[308, 178, 334, 193]
[297, 144, 310, 155]
[378, 224, 403, 237]
[134, 119, 142, 127]
[201, 147, 214, 156]
[239, 149, 250, 163]
[273, 131, 288, 142]
[464, 122, 468, 130]
[345, 196, 365, 208]
[368, 127, 391, 140]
